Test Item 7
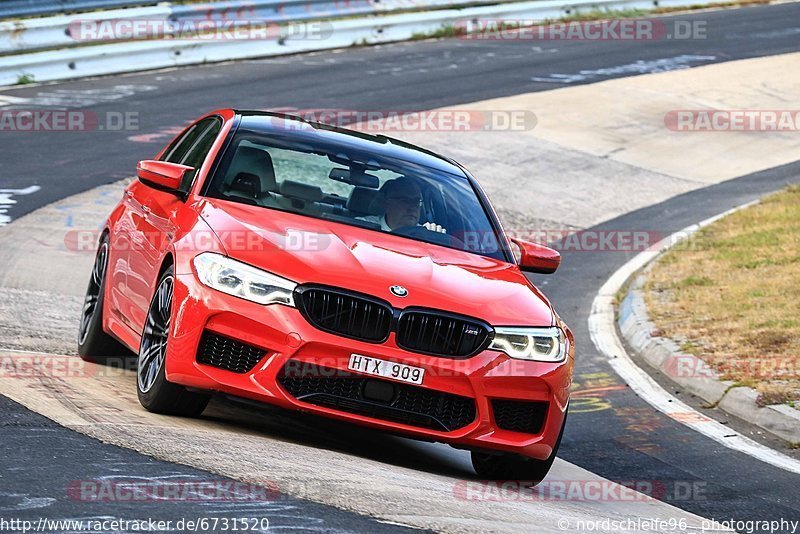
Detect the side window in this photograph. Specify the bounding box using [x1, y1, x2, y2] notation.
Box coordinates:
[161, 117, 223, 191]
[181, 119, 222, 174]
[161, 123, 203, 163]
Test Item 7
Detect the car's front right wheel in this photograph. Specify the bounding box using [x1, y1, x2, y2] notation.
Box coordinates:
[471, 410, 567, 482]
[136, 265, 210, 417]
[78, 235, 132, 364]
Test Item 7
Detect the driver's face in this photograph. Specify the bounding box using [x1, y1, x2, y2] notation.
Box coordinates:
[384, 191, 422, 230]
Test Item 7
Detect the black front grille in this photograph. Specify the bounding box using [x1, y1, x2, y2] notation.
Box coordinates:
[278, 362, 476, 432]
[491, 399, 548, 434]
[295, 286, 494, 358]
[296, 287, 393, 343]
[397, 310, 491, 358]
[196, 331, 267, 373]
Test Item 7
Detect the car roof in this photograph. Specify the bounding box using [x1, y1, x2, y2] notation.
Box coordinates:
[232, 110, 469, 177]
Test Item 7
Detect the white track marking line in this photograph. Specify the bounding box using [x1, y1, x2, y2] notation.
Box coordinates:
[588, 199, 800, 475]
[0, 95, 31, 107]
[0, 186, 41, 195]
[0, 185, 41, 227]
[530, 55, 717, 83]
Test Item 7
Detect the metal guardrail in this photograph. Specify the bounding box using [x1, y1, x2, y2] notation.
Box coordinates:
[0, 0, 156, 19]
[0, 5, 172, 54]
[0, 0, 718, 86]
[168, 0, 496, 23]
[0, 0, 501, 55]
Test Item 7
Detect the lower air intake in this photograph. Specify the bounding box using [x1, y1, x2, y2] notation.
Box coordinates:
[278, 361, 476, 432]
[491, 399, 548, 434]
[196, 331, 266, 374]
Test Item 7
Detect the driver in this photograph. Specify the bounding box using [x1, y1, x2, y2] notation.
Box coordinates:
[359, 177, 445, 233]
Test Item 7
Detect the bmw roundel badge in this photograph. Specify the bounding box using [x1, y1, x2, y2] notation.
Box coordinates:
[390, 285, 408, 297]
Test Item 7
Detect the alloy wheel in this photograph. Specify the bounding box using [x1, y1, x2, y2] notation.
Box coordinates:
[79, 242, 108, 345]
[138, 275, 173, 393]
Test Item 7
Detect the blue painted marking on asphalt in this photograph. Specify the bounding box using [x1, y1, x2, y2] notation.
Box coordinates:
[618, 291, 634, 324]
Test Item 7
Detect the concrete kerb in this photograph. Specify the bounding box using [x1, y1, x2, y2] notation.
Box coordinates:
[617, 211, 800, 446]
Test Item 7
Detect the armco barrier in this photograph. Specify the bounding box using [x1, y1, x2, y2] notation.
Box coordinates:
[0, 0, 525, 55]
[0, 0, 718, 87]
[0, 0, 154, 20]
[0, 5, 172, 54]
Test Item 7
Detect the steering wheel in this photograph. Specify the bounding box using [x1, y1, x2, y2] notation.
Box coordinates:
[392, 225, 465, 248]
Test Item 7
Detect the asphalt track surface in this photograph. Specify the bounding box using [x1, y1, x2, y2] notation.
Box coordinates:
[1, 2, 800, 531]
[0, 396, 421, 532]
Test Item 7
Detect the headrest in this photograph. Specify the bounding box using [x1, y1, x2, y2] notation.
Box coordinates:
[347, 186, 381, 215]
[228, 172, 262, 198]
[279, 180, 324, 202]
[225, 146, 277, 193]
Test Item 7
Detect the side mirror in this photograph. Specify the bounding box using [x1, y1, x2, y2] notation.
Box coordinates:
[510, 238, 561, 274]
[137, 160, 194, 193]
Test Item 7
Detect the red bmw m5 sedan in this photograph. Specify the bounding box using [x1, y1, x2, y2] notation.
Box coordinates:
[78, 109, 574, 480]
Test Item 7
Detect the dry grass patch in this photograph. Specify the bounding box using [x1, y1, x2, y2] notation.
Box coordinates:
[645, 186, 800, 405]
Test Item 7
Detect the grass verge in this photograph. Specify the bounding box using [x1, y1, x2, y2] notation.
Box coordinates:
[644, 186, 800, 406]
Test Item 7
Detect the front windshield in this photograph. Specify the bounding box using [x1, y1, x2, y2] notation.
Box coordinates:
[204, 127, 507, 261]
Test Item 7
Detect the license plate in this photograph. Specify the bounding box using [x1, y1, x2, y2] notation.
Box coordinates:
[347, 354, 425, 385]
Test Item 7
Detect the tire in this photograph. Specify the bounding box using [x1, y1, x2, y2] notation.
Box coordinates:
[78, 235, 133, 366]
[471, 409, 567, 482]
[136, 265, 210, 417]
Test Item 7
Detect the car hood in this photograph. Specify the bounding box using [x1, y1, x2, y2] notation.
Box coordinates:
[197, 199, 554, 326]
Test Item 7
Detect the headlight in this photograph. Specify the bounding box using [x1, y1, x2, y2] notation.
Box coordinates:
[489, 326, 566, 362]
[193, 252, 296, 306]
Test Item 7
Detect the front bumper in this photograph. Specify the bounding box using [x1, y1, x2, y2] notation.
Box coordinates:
[168, 272, 573, 460]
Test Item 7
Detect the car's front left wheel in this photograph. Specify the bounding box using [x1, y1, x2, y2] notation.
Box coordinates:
[136, 265, 210, 417]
